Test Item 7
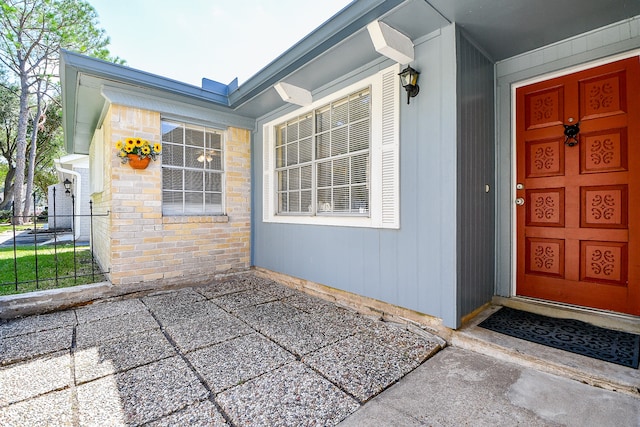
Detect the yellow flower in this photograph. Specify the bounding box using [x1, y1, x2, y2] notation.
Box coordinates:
[153, 143, 162, 153]
[125, 138, 135, 146]
[118, 151, 127, 157]
[135, 138, 143, 147]
[141, 145, 151, 155]
[124, 145, 134, 153]
[115, 140, 123, 150]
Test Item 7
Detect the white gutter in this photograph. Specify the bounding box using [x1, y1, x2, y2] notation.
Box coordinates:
[54, 161, 81, 241]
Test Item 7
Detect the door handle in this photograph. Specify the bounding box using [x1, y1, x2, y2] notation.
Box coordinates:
[515, 198, 525, 206]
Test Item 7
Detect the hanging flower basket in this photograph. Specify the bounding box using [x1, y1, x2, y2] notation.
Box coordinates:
[115, 137, 161, 169]
[127, 154, 151, 169]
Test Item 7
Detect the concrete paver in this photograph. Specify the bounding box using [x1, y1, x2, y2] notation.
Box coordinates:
[0, 274, 444, 426]
[304, 334, 421, 402]
[77, 356, 208, 426]
[186, 333, 295, 393]
[163, 313, 253, 353]
[74, 329, 175, 383]
[217, 362, 360, 426]
[74, 310, 158, 348]
[145, 399, 228, 427]
[1, 273, 638, 426]
[0, 326, 72, 365]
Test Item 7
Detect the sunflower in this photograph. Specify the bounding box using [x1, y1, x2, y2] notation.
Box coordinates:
[116, 136, 161, 164]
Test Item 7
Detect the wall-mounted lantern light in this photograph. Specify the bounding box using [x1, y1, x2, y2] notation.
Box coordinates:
[63, 178, 72, 195]
[399, 65, 420, 104]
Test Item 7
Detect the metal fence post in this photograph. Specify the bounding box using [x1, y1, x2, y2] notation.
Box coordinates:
[33, 192, 39, 289]
[11, 201, 18, 292]
[90, 199, 95, 282]
[72, 194, 77, 282]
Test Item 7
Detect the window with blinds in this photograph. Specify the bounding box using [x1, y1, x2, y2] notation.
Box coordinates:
[263, 64, 400, 229]
[161, 120, 224, 215]
[275, 88, 371, 216]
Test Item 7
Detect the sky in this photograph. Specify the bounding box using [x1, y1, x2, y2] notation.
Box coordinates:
[88, 0, 354, 88]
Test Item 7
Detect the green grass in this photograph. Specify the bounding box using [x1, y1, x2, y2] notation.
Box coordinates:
[0, 244, 105, 296]
[0, 224, 33, 233]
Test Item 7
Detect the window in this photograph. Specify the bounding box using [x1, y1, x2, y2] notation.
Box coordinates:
[161, 120, 224, 215]
[276, 88, 371, 215]
[263, 64, 400, 228]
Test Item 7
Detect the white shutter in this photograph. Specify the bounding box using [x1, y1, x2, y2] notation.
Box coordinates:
[263, 124, 274, 222]
[380, 65, 400, 229]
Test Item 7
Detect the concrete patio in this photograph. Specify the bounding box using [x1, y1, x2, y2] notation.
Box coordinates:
[0, 274, 445, 426]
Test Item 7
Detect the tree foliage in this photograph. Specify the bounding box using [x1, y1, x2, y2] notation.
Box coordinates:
[0, 0, 120, 222]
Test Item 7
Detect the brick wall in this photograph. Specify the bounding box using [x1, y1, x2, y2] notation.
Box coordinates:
[89, 118, 112, 276]
[94, 104, 251, 286]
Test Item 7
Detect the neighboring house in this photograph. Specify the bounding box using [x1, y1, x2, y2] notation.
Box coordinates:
[60, 0, 640, 329]
[49, 154, 91, 241]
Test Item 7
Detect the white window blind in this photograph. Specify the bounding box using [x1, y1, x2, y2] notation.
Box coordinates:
[263, 64, 400, 229]
[275, 89, 371, 216]
[161, 120, 224, 215]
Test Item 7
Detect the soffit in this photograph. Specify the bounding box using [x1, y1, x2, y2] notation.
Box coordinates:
[233, 0, 640, 118]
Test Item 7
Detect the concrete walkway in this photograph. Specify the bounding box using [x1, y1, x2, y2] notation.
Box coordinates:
[0, 274, 444, 426]
[340, 346, 640, 426]
[1, 273, 638, 426]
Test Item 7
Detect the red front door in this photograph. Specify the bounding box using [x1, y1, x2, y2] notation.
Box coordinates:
[515, 57, 640, 315]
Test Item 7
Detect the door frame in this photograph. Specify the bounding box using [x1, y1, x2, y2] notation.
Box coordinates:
[508, 50, 640, 299]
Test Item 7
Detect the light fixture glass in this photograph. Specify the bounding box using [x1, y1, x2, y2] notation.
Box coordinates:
[197, 151, 214, 163]
[63, 178, 72, 194]
[398, 65, 420, 104]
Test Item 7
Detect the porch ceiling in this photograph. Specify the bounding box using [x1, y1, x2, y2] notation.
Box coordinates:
[429, 0, 640, 61]
[232, 0, 640, 117]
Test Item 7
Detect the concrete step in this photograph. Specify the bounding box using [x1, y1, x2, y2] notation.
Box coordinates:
[451, 303, 640, 398]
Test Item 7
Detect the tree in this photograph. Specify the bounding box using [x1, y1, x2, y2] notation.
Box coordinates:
[30, 93, 63, 198]
[0, 0, 117, 223]
[0, 76, 19, 210]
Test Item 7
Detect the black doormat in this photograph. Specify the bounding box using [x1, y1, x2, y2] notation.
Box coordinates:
[478, 307, 640, 369]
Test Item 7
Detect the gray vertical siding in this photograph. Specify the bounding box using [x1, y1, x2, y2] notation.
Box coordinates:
[252, 25, 461, 328]
[455, 30, 496, 320]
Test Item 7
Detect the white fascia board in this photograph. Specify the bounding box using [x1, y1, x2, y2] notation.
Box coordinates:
[367, 20, 414, 65]
[274, 82, 313, 106]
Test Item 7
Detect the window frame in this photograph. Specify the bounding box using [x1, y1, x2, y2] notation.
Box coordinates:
[263, 64, 400, 229]
[161, 119, 226, 216]
[275, 87, 372, 217]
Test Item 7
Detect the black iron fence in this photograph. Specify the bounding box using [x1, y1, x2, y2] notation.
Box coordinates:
[0, 189, 110, 295]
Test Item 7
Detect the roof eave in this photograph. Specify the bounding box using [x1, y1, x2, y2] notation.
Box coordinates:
[228, 0, 404, 108]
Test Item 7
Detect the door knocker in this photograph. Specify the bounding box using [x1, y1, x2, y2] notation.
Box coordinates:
[563, 122, 580, 147]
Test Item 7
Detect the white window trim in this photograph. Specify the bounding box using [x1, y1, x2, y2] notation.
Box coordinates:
[89, 127, 104, 195]
[263, 64, 400, 229]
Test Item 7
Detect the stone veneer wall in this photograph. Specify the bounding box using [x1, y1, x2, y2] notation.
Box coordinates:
[98, 104, 251, 286]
